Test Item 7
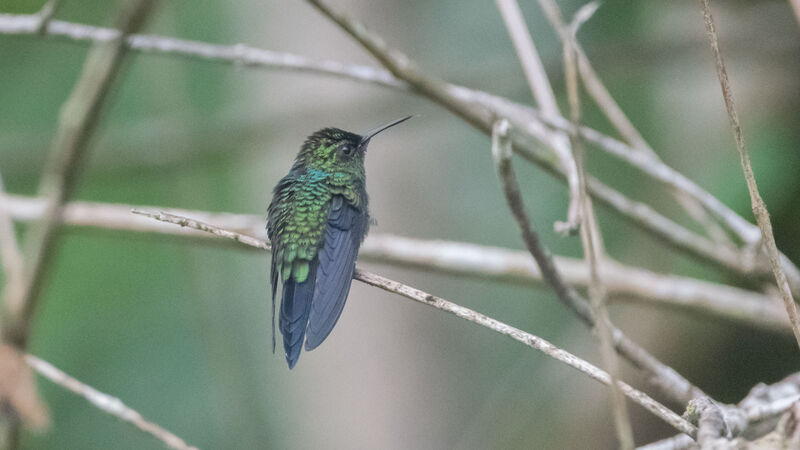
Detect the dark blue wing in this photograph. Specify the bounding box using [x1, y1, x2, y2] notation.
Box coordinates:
[304, 196, 366, 350]
[279, 263, 318, 369]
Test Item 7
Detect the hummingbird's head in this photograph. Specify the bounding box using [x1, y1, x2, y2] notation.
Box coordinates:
[294, 116, 413, 173]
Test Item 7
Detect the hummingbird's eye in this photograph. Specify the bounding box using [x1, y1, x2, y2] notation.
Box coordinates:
[340, 145, 353, 156]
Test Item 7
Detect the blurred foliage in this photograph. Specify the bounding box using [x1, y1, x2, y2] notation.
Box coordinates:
[0, 0, 799, 448]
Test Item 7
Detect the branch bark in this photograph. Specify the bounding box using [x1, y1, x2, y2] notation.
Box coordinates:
[699, 0, 800, 349]
[26, 355, 197, 450]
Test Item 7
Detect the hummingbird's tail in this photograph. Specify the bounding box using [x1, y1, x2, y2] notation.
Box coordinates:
[279, 264, 318, 369]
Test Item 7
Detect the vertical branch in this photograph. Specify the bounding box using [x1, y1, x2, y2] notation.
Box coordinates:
[3, 0, 158, 348]
[698, 0, 800, 349]
[561, 4, 634, 447]
[495, 0, 581, 234]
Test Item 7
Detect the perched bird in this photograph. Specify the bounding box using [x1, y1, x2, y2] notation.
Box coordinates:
[267, 116, 413, 368]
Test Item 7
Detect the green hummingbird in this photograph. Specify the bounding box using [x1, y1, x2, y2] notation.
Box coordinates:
[267, 115, 413, 368]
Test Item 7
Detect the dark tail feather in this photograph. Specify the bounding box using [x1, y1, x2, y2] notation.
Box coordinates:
[270, 254, 278, 354]
[278, 264, 317, 369]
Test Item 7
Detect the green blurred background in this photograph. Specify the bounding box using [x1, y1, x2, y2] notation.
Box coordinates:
[1, 0, 799, 448]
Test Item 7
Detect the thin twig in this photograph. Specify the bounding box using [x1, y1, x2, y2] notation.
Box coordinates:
[559, 4, 634, 446]
[0, 194, 785, 333]
[490, 120, 705, 404]
[699, 0, 800, 349]
[133, 209, 696, 437]
[496, 113, 635, 446]
[495, 0, 581, 234]
[573, 42, 733, 247]
[2, 13, 796, 292]
[26, 355, 197, 450]
[4, 0, 158, 348]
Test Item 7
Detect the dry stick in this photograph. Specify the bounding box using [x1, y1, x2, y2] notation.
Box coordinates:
[498, 2, 631, 441]
[2, 194, 788, 333]
[26, 355, 197, 450]
[1, 14, 796, 294]
[495, 0, 580, 234]
[574, 47, 733, 248]
[562, 5, 634, 446]
[495, 119, 634, 447]
[131, 209, 697, 437]
[4, 0, 157, 349]
[0, 175, 24, 316]
[699, 0, 800, 349]
[639, 372, 800, 450]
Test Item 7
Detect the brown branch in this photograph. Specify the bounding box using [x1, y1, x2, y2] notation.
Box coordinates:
[699, 0, 800, 349]
[4, 0, 158, 349]
[640, 373, 800, 449]
[559, 4, 634, 446]
[495, 0, 581, 234]
[133, 210, 697, 437]
[490, 119, 705, 405]
[26, 355, 197, 450]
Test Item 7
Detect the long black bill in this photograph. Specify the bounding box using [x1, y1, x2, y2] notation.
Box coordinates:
[359, 115, 414, 145]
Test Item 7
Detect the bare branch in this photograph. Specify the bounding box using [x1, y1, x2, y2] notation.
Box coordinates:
[496, 115, 634, 447]
[5, 0, 158, 349]
[134, 210, 697, 437]
[3, 194, 788, 333]
[640, 373, 800, 449]
[2, 13, 794, 291]
[699, 0, 800, 349]
[26, 355, 197, 450]
[555, 4, 634, 445]
[490, 119, 705, 404]
[495, 0, 581, 233]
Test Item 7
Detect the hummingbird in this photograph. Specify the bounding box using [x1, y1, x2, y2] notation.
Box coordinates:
[267, 115, 413, 368]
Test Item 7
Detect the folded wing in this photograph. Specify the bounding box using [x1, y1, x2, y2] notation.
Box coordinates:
[305, 196, 366, 350]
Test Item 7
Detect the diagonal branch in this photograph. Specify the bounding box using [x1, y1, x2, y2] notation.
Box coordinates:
[554, 3, 633, 445]
[698, 0, 800, 349]
[26, 355, 197, 450]
[132, 210, 697, 437]
[4, 0, 158, 349]
[3, 195, 789, 333]
[490, 120, 705, 404]
[495, 0, 581, 234]
[495, 116, 634, 448]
